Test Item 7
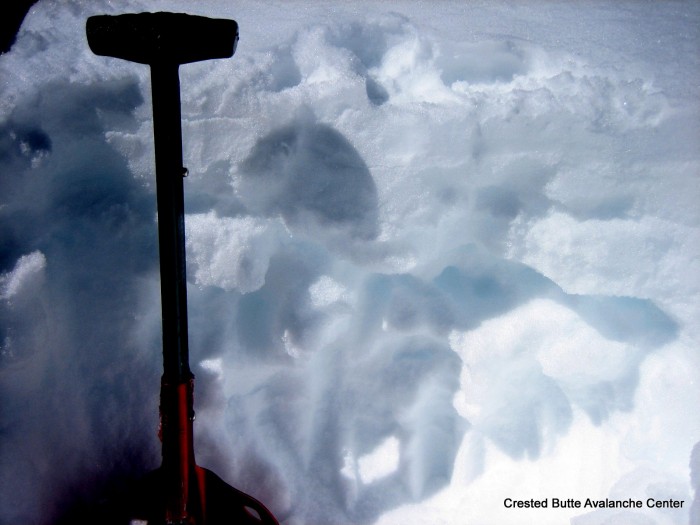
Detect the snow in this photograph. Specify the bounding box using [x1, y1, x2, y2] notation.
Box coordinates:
[0, 251, 46, 301]
[1, 1, 699, 524]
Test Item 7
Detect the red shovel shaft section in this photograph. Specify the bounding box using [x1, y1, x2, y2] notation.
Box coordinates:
[159, 378, 197, 523]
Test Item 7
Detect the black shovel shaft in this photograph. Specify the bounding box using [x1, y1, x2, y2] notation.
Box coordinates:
[87, 11, 238, 382]
[151, 62, 191, 382]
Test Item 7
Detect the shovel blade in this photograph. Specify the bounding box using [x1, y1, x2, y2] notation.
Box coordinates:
[105, 466, 278, 525]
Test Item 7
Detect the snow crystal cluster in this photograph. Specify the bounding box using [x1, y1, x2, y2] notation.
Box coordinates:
[1, 1, 698, 524]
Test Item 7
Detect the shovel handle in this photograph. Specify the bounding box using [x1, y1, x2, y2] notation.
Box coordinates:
[86, 12, 238, 65]
[86, 12, 279, 525]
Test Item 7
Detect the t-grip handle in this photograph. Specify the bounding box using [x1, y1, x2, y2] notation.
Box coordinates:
[86, 12, 238, 65]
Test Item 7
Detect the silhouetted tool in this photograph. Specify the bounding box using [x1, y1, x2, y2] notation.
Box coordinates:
[86, 12, 279, 525]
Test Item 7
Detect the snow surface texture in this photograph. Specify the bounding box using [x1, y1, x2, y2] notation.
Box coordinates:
[1, 1, 699, 524]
